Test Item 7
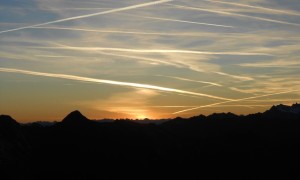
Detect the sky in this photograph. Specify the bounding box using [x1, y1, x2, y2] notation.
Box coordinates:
[0, 0, 300, 122]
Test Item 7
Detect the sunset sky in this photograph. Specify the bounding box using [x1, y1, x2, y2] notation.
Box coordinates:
[1, 0, 300, 122]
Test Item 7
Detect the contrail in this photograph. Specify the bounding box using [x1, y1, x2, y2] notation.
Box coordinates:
[142, 104, 270, 108]
[11, 26, 300, 41]
[35, 55, 76, 58]
[0, 68, 232, 101]
[214, 71, 254, 81]
[102, 105, 269, 108]
[204, 0, 300, 16]
[0, 0, 173, 34]
[245, 99, 300, 102]
[173, 90, 297, 114]
[49, 43, 181, 67]
[36, 45, 271, 56]
[121, 13, 234, 28]
[28, 26, 300, 40]
[156, 75, 222, 86]
[169, 4, 300, 27]
[47, 8, 112, 11]
[35, 47, 181, 67]
[95, 51, 181, 67]
[29, 26, 214, 37]
[2, 7, 112, 11]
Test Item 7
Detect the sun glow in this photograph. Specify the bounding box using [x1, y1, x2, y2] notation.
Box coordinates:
[136, 114, 148, 120]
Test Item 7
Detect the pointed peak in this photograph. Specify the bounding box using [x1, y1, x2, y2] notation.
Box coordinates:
[0, 114, 14, 120]
[0, 115, 19, 126]
[62, 110, 89, 124]
[69, 110, 84, 116]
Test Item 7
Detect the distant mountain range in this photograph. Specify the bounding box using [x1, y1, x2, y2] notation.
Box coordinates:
[1, 104, 300, 180]
[19, 103, 300, 127]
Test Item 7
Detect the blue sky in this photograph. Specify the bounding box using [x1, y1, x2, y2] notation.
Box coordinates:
[1, 0, 300, 121]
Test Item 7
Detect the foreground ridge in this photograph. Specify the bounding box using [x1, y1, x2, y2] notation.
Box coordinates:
[0, 104, 300, 180]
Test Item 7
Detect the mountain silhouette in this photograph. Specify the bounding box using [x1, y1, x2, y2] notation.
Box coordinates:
[0, 115, 19, 127]
[1, 104, 300, 180]
[58, 110, 98, 128]
[0, 115, 30, 177]
[61, 110, 89, 123]
[0, 115, 23, 140]
[269, 103, 300, 114]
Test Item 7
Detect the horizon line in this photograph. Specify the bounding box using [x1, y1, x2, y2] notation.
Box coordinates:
[1, 103, 299, 123]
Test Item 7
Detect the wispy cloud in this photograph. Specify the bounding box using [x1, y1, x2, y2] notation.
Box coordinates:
[0, 0, 172, 34]
[0, 68, 232, 101]
[1, 0, 300, 120]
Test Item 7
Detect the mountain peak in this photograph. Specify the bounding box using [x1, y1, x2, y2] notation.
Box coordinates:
[61, 110, 89, 124]
[0, 115, 20, 133]
[268, 103, 300, 114]
[0, 115, 19, 126]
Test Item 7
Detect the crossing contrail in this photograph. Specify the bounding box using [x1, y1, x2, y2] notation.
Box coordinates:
[95, 51, 180, 67]
[173, 90, 297, 114]
[169, 4, 300, 27]
[47, 43, 181, 67]
[0, 67, 232, 101]
[204, 0, 300, 16]
[0, 0, 173, 34]
[121, 13, 234, 28]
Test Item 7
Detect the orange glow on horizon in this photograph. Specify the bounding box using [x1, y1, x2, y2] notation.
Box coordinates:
[136, 114, 149, 120]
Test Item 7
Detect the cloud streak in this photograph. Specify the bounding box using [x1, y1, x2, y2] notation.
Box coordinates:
[0, 0, 173, 34]
[0, 68, 232, 101]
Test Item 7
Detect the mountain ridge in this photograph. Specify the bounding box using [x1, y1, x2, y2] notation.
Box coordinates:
[1, 103, 299, 126]
[1, 103, 300, 180]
